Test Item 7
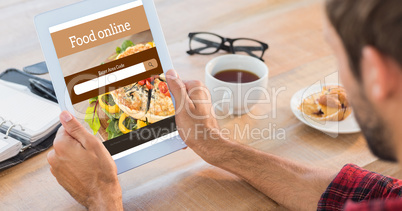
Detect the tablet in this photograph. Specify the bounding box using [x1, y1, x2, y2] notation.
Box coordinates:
[35, 0, 185, 174]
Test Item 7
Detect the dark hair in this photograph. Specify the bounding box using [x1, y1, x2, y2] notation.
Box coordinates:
[325, 0, 402, 78]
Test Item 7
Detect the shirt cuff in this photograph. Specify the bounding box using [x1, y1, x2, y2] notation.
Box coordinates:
[317, 163, 365, 210]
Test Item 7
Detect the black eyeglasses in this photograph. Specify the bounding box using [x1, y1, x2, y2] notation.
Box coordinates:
[187, 32, 269, 62]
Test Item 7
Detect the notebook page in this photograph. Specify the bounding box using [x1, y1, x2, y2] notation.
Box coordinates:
[0, 136, 22, 162]
[0, 83, 60, 133]
[0, 139, 8, 151]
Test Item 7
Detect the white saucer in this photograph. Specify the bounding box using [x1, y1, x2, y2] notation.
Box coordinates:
[290, 84, 361, 134]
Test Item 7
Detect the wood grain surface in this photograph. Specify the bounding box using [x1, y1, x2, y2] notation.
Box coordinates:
[0, 0, 401, 210]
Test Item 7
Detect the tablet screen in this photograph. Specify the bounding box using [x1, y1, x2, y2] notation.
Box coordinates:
[48, 1, 177, 159]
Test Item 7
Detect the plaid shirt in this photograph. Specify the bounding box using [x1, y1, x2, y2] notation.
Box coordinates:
[318, 164, 402, 211]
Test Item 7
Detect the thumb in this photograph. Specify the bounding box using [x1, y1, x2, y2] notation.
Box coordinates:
[59, 111, 91, 149]
[166, 69, 191, 111]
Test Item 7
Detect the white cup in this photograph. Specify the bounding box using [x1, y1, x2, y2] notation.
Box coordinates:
[205, 55, 269, 116]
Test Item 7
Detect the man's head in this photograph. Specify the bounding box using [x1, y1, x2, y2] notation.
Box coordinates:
[324, 0, 402, 162]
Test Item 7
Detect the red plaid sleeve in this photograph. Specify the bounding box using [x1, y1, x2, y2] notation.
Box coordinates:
[317, 164, 402, 211]
[344, 198, 402, 211]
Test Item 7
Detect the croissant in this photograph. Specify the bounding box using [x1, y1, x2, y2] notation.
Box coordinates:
[299, 85, 352, 121]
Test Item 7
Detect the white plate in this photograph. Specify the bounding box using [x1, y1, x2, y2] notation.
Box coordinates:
[290, 84, 361, 134]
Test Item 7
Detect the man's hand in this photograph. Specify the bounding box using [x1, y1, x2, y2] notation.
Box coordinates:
[48, 111, 123, 210]
[166, 69, 229, 165]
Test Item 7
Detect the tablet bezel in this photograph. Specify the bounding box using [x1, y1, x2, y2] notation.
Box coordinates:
[35, 0, 185, 174]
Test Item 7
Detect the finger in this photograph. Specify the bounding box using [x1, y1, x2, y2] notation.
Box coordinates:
[55, 126, 80, 145]
[54, 126, 83, 152]
[184, 80, 209, 99]
[47, 149, 57, 167]
[56, 126, 64, 137]
[166, 69, 194, 111]
[183, 80, 211, 108]
[49, 166, 55, 177]
[59, 111, 92, 149]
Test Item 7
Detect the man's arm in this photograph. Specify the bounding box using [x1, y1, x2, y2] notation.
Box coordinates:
[48, 112, 123, 210]
[204, 141, 338, 210]
[195, 139, 337, 210]
[166, 69, 338, 210]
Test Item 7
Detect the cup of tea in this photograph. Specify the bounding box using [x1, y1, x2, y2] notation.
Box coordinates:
[205, 55, 269, 116]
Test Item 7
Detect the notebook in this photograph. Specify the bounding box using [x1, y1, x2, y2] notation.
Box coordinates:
[0, 81, 60, 162]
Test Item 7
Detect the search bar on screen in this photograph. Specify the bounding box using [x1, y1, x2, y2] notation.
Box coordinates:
[73, 59, 158, 95]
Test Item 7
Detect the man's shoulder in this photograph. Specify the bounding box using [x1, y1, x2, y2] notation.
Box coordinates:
[318, 163, 402, 211]
[345, 198, 402, 211]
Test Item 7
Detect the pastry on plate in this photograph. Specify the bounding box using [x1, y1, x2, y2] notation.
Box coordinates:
[299, 85, 352, 121]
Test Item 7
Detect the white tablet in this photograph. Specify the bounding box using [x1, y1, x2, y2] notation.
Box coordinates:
[35, 0, 185, 174]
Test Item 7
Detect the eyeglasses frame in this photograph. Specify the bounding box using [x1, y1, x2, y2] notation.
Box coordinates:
[186, 32, 269, 62]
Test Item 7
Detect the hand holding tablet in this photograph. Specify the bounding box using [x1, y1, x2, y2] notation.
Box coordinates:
[48, 111, 123, 210]
[35, 0, 185, 174]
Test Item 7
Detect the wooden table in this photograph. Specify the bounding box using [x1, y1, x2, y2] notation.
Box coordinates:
[0, 0, 401, 210]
